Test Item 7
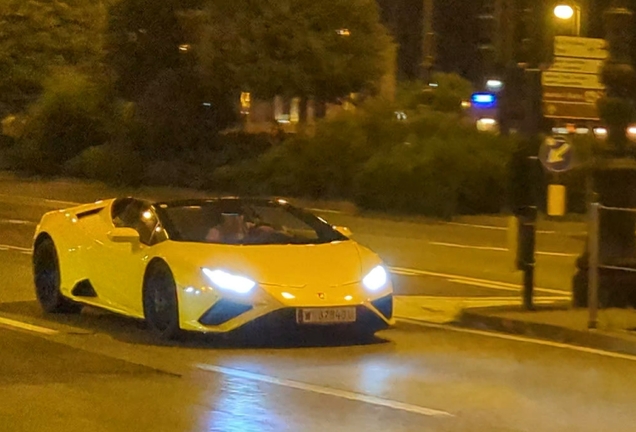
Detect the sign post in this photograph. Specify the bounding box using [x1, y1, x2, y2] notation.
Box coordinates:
[542, 36, 608, 121]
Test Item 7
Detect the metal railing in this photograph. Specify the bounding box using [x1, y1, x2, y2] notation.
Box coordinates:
[587, 202, 636, 328]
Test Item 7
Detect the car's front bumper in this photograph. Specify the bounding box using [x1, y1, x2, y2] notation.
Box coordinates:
[180, 294, 394, 335]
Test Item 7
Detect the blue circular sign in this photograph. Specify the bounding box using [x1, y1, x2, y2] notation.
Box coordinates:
[539, 135, 574, 173]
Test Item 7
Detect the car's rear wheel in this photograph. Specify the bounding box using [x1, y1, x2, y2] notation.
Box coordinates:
[33, 237, 83, 314]
[143, 261, 181, 340]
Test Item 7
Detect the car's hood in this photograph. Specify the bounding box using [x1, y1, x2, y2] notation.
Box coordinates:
[163, 240, 375, 287]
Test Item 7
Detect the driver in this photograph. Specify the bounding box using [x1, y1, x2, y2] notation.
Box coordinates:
[206, 213, 248, 243]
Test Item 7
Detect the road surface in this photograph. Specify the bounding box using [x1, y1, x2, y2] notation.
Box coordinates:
[3, 178, 633, 432]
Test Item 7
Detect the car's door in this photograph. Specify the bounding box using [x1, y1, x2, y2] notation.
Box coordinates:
[91, 198, 167, 316]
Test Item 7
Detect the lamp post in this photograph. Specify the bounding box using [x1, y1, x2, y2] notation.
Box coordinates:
[553, 3, 582, 36]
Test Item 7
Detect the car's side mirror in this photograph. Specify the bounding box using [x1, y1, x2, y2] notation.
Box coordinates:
[108, 227, 140, 243]
[334, 226, 353, 238]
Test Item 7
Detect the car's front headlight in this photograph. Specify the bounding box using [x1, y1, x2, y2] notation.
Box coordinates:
[202, 268, 256, 294]
[362, 265, 388, 291]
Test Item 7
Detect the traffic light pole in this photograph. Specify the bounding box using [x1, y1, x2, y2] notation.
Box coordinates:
[515, 0, 551, 311]
[520, 67, 543, 311]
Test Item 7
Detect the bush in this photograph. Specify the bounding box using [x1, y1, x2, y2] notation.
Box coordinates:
[354, 125, 514, 218]
[209, 101, 515, 218]
[65, 143, 143, 186]
[19, 69, 115, 175]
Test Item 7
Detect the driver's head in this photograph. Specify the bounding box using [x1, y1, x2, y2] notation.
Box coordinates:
[220, 213, 246, 241]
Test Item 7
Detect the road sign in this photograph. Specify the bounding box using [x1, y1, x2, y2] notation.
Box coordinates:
[542, 36, 607, 120]
[542, 71, 604, 89]
[539, 135, 575, 172]
[543, 87, 603, 104]
[543, 101, 600, 120]
[550, 57, 604, 75]
[554, 36, 608, 59]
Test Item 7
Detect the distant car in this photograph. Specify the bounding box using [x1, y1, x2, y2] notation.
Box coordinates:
[32, 197, 394, 339]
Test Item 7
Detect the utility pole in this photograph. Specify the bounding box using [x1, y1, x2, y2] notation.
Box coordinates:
[422, 0, 436, 83]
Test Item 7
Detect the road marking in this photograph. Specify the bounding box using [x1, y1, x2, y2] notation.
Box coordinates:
[0, 243, 32, 254]
[429, 241, 508, 252]
[444, 221, 556, 234]
[308, 208, 344, 214]
[43, 198, 79, 206]
[197, 364, 453, 418]
[448, 279, 567, 296]
[536, 251, 578, 257]
[0, 193, 79, 208]
[407, 295, 570, 302]
[0, 317, 58, 335]
[0, 219, 35, 225]
[428, 241, 578, 257]
[389, 266, 568, 295]
[397, 319, 636, 363]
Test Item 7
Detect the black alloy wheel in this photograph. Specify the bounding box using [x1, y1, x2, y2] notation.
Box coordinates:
[33, 238, 82, 314]
[143, 262, 181, 340]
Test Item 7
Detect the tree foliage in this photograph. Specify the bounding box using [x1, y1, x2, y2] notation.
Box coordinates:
[198, 0, 394, 102]
[105, 0, 201, 100]
[0, 0, 109, 114]
[16, 68, 115, 174]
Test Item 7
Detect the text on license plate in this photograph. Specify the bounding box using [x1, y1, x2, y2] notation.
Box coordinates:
[296, 307, 356, 324]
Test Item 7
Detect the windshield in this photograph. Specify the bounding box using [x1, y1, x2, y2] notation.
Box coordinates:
[157, 200, 348, 245]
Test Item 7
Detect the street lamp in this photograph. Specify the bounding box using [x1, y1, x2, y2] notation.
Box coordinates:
[554, 4, 575, 20]
[553, 3, 582, 36]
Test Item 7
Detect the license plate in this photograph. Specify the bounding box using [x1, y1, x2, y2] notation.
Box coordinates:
[296, 307, 356, 324]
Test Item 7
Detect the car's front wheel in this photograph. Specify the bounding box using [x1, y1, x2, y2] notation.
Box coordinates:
[33, 237, 83, 314]
[143, 261, 181, 340]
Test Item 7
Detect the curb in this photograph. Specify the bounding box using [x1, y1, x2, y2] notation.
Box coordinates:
[458, 307, 636, 357]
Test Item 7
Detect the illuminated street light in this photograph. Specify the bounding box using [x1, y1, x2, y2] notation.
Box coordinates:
[554, 5, 575, 20]
[486, 79, 503, 91]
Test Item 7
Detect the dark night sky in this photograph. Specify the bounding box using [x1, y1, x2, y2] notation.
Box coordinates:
[377, 0, 636, 83]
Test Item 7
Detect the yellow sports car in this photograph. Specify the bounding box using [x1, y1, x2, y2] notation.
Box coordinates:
[32, 197, 394, 339]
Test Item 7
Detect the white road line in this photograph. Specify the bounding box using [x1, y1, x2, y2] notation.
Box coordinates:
[428, 241, 578, 257]
[389, 266, 568, 295]
[397, 319, 636, 363]
[0, 317, 58, 335]
[536, 251, 579, 257]
[448, 279, 568, 296]
[43, 198, 79, 206]
[0, 243, 31, 253]
[308, 208, 344, 214]
[444, 221, 507, 231]
[0, 193, 79, 208]
[403, 295, 570, 301]
[197, 364, 453, 418]
[0, 219, 35, 225]
[444, 221, 556, 235]
[429, 241, 508, 252]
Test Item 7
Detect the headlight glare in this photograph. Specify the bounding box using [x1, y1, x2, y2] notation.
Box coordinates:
[202, 268, 256, 294]
[362, 266, 388, 291]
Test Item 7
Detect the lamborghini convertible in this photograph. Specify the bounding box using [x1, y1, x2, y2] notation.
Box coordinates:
[32, 197, 394, 339]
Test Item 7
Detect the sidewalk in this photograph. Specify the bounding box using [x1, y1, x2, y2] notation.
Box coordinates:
[395, 296, 636, 356]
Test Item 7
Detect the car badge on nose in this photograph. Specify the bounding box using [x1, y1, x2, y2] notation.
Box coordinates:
[317, 293, 325, 299]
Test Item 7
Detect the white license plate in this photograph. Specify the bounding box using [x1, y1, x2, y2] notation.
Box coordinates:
[296, 307, 356, 324]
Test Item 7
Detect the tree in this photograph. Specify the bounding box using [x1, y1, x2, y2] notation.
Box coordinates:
[198, 0, 394, 117]
[15, 68, 115, 174]
[106, 0, 202, 100]
[0, 0, 108, 114]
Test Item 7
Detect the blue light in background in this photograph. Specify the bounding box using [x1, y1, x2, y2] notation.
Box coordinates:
[471, 92, 497, 108]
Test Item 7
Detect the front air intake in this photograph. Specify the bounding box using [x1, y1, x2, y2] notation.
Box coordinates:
[199, 300, 253, 326]
[371, 295, 393, 319]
